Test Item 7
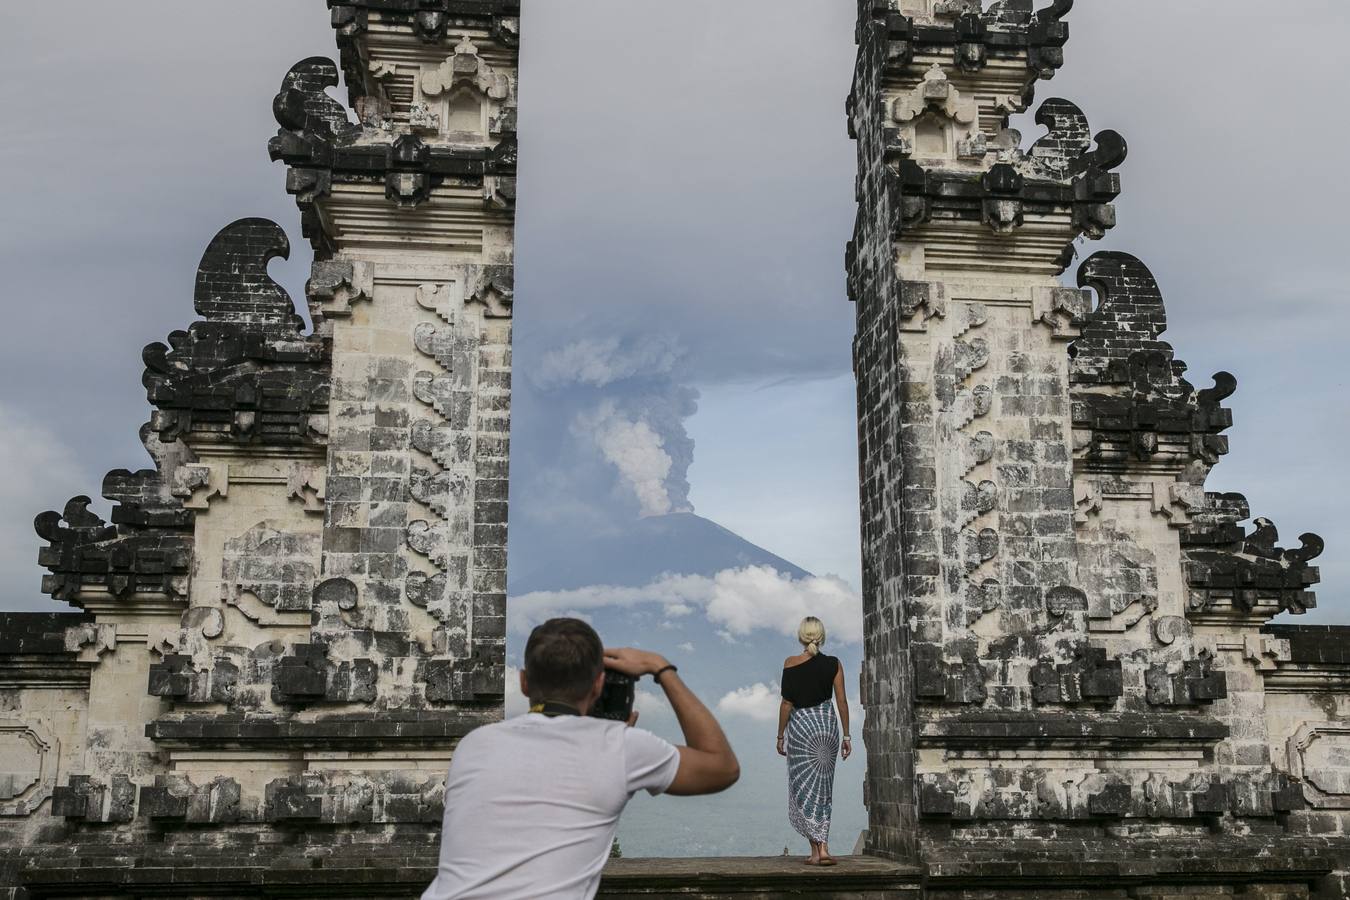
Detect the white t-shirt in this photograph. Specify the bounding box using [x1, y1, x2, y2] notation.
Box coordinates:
[421, 713, 681, 900]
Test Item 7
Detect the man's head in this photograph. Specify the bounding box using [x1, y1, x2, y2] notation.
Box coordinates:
[522, 618, 605, 711]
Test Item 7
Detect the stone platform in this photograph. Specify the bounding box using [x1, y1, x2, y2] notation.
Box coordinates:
[5, 850, 922, 899]
[600, 856, 923, 898]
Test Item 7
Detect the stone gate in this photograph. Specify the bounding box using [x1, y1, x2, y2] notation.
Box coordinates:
[2, 2, 518, 893]
[850, 0, 1350, 896]
[0, 1, 1347, 898]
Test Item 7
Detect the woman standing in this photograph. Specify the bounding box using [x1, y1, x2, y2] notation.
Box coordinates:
[776, 616, 851, 866]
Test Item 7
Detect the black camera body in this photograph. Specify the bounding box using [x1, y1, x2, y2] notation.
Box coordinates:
[588, 670, 636, 721]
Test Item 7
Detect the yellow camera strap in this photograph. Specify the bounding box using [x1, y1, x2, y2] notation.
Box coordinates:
[530, 701, 582, 718]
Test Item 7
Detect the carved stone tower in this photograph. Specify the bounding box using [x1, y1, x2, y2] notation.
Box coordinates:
[850, 1, 1348, 896]
[0, 2, 520, 892]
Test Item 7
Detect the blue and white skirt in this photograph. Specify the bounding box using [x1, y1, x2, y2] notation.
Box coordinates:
[785, 701, 839, 842]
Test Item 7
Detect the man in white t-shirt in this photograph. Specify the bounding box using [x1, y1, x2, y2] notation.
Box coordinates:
[422, 618, 740, 900]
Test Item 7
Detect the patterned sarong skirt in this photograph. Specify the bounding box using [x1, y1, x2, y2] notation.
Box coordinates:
[785, 700, 839, 842]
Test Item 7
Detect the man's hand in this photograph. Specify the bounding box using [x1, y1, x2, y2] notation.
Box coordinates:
[604, 647, 739, 796]
[604, 647, 670, 679]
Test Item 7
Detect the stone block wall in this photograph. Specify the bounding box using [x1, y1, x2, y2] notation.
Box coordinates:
[848, 1, 1350, 895]
[0, 2, 520, 891]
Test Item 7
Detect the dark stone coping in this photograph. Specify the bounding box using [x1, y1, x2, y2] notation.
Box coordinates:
[146, 711, 491, 746]
[329, 0, 520, 16]
[1265, 624, 1350, 666]
[873, 9, 1070, 53]
[924, 845, 1338, 887]
[273, 140, 515, 179]
[11, 850, 919, 897]
[601, 856, 922, 893]
[899, 159, 1119, 208]
[916, 712, 1228, 747]
[13, 845, 440, 895]
[0, 612, 90, 655]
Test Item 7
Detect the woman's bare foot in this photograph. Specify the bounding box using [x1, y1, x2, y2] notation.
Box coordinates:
[804, 841, 821, 865]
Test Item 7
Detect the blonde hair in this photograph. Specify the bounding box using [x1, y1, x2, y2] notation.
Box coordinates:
[797, 617, 826, 656]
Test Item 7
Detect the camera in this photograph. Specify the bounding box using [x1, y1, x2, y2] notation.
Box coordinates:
[588, 669, 636, 721]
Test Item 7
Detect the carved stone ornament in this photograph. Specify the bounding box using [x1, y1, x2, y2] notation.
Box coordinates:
[307, 258, 375, 319]
[1287, 723, 1350, 809]
[421, 37, 511, 101]
[893, 64, 977, 127]
[142, 219, 329, 448]
[0, 722, 59, 817]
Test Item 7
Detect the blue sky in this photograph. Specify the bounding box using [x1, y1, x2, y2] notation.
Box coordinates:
[2, 0, 1348, 857]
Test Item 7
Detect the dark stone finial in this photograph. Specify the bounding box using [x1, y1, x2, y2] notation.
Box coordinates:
[1076, 251, 1165, 336]
[1197, 372, 1238, 408]
[983, 0, 1034, 28]
[34, 492, 191, 604]
[1089, 129, 1128, 172]
[985, 0, 1073, 32]
[1031, 98, 1128, 179]
[1287, 533, 1325, 565]
[1035, 0, 1074, 24]
[272, 57, 360, 143]
[140, 219, 327, 448]
[1072, 252, 1238, 465]
[34, 497, 106, 545]
[1030, 99, 1090, 175]
[192, 218, 295, 325]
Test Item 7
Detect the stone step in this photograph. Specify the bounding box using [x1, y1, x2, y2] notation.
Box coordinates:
[600, 856, 924, 898]
[9, 850, 923, 898]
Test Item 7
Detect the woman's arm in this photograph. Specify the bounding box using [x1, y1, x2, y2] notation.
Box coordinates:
[833, 660, 851, 760]
[776, 699, 792, 757]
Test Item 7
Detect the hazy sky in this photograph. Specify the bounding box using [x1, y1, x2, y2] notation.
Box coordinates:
[2, 0, 1348, 854]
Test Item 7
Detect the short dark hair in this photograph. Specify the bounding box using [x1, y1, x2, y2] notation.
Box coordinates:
[524, 618, 604, 704]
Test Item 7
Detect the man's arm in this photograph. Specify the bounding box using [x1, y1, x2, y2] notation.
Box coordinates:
[604, 648, 740, 796]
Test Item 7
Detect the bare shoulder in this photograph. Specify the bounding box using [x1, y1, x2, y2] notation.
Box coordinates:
[784, 653, 809, 668]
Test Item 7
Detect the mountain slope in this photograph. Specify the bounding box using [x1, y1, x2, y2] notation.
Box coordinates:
[508, 511, 809, 594]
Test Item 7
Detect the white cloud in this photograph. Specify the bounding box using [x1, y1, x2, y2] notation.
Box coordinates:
[678, 641, 695, 653]
[536, 336, 682, 389]
[505, 666, 529, 718]
[716, 682, 782, 722]
[510, 565, 862, 644]
[575, 401, 680, 517]
[634, 687, 673, 722]
[705, 566, 861, 642]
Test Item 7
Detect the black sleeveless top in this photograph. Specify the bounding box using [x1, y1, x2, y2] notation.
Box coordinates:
[780, 654, 840, 709]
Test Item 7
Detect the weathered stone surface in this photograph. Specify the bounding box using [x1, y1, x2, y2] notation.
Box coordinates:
[850, 0, 1348, 894]
[0, 3, 518, 888]
[144, 218, 329, 447]
[34, 485, 193, 605]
